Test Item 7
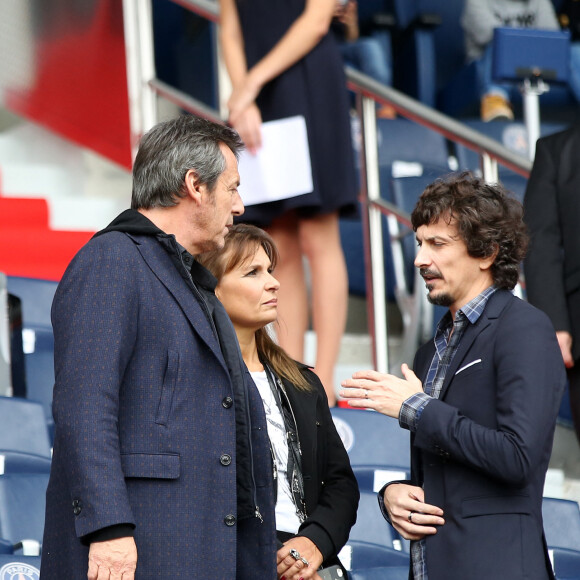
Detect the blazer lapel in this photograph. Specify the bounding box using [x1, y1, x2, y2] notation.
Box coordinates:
[133, 235, 227, 369]
[438, 290, 511, 400]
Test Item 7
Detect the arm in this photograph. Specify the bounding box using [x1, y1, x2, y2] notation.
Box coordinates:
[536, 0, 560, 29]
[523, 136, 570, 337]
[379, 483, 444, 541]
[220, 0, 336, 124]
[460, 0, 500, 49]
[414, 305, 566, 485]
[339, 0, 359, 42]
[52, 236, 139, 565]
[218, 0, 263, 152]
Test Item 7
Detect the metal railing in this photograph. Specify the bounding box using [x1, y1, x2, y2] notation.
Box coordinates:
[122, 0, 532, 373]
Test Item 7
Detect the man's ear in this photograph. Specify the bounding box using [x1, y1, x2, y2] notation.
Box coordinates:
[184, 169, 204, 205]
[480, 244, 499, 271]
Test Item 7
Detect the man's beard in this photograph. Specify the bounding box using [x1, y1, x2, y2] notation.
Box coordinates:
[426, 289, 454, 307]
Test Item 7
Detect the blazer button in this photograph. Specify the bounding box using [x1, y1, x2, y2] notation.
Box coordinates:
[222, 396, 233, 409]
[224, 514, 236, 526]
[220, 454, 232, 466]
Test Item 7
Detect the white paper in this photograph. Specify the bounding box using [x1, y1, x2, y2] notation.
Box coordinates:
[238, 116, 313, 206]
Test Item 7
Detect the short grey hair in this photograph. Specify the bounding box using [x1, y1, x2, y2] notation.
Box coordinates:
[131, 114, 244, 209]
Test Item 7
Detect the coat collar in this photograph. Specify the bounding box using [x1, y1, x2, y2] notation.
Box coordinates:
[128, 232, 227, 370]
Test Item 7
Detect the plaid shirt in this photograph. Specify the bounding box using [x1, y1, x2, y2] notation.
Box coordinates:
[399, 285, 497, 580]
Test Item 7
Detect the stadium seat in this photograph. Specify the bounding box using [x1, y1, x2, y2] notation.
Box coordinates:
[6, 276, 58, 439]
[348, 490, 409, 553]
[542, 497, 580, 552]
[330, 407, 410, 470]
[391, 0, 440, 107]
[352, 464, 409, 494]
[0, 451, 51, 475]
[0, 472, 49, 554]
[0, 397, 51, 458]
[550, 547, 580, 580]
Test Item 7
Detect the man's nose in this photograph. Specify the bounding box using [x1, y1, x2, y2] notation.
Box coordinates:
[232, 191, 244, 216]
[414, 244, 428, 268]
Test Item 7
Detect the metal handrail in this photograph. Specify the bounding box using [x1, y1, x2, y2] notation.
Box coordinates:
[124, 0, 533, 373]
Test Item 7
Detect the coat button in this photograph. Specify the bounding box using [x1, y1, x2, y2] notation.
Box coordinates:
[222, 396, 233, 409]
[220, 454, 232, 466]
[224, 514, 236, 526]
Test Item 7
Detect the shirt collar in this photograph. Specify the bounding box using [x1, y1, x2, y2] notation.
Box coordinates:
[176, 242, 218, 291]
[436, 285, 498, 336]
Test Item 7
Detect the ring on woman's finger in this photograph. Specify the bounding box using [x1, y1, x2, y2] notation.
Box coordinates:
[408, 510, 416, 524]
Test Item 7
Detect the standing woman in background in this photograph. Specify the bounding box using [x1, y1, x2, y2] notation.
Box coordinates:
[219, 0, 359, 406]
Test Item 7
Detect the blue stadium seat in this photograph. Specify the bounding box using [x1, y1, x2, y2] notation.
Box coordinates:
[542, 497, 580, 552]
[0, 451, 51, 475]
[551, 547, 580, 580]
[348, 490, 409, 552]
[390, 0, 439, 107]
[0, 554, 41, 577]
[6, 277, 58, 440]
[0, 472, 49, 554]
[352, 464, 409, 494]
[0, 397, 51, 458]
[331, 407, 410, 469]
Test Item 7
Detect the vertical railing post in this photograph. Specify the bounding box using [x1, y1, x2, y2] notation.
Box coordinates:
[0, 273, 11, 397]
[481, 152, 499, 184]
[122, 0, 158, 161]
[357, 94, 389, 374]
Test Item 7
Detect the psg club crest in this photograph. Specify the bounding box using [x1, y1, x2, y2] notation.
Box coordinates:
[0, 562, 40, 580]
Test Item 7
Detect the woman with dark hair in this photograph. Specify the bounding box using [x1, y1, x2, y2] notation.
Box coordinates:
[198, 223, 359, 580]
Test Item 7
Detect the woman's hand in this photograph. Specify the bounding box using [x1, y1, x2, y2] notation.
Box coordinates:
[277, 536, 324, 580]
[228, 101, 263, 154]
[228, 71, 262, 123]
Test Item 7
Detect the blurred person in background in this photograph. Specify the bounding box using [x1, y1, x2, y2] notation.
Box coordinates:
[219, 0, 358, 406]
[524, 122, 580, 449]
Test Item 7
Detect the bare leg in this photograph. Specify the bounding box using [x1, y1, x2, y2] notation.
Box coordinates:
[267, 212, 309, 363]
[299, 212, 348, 406]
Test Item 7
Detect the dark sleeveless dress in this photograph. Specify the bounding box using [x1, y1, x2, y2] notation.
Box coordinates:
[235, 0, 358, 226]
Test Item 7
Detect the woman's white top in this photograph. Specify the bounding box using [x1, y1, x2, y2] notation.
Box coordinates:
[251, 369, 300, 534]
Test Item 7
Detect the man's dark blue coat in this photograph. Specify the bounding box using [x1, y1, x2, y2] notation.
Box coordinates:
[41, 218, 276, 579]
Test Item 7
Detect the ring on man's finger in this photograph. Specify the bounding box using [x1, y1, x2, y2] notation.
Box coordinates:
[408, 510, 415, 524]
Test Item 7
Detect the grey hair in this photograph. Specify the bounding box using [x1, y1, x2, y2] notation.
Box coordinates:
[130, 114, 244, 209]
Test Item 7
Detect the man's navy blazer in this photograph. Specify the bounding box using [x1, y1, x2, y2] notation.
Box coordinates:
[409, 290, 565, 580]
[41, 228, 276, 578]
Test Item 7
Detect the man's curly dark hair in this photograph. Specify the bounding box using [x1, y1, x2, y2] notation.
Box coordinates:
[410, 172, 528, 290]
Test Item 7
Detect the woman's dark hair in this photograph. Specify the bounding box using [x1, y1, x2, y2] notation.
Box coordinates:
[198, 224, 311, 391]
[411, 172, 528, 290]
